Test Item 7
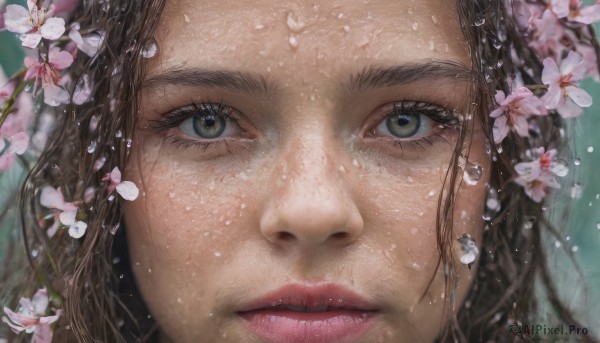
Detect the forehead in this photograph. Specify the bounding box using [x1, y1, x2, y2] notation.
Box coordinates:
[151, 0, 470, 76]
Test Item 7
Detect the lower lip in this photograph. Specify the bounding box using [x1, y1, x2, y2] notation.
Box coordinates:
[239, 309, 377, 343]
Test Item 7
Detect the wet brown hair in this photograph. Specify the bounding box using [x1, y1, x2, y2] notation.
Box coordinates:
[0, 0, 598, 342]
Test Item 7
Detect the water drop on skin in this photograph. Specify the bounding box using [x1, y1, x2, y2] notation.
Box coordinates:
[411, 22, 418, 30]
[338, 165, 346, 173]
[343, 25, 350, 33]
[463, 163, 483, 186]
[141, 38, 159, 58]
[286, 11, 306, 32]
[352, 158, 360, 167]
[288, 35, 299, 49]
[214, 251, 222, 257]
[87, 140, 97, 153]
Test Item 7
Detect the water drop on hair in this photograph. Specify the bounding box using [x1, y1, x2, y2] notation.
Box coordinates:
[474, 14, 485, 26]
[142, 38, 159, 59]
[115, 130, 122, 138]
[463, 163, 483, 186]
[87, 140, 97, 153]
[570, 183, 583, 199]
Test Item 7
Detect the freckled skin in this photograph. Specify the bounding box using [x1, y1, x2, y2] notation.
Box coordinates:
[122, 0, 491, 342]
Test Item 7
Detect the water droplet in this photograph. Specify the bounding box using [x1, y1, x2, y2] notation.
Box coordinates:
[343, 25, 350, 33]
[570, 183, 583, 199]
[214, 251, 222, 257]
[288, 35, 299, 49]
[463, 163, 483, 186]
[566, 235, 571, 241]
[427, 190, 436, 197]
[496, 60, 504, 68]
[431, 15, 438, 24]
[87, 140, 97, 153]
[554, 240, 561, 248]
[596, 221, 600, 230]
[112, 256, 121, 264]
[474, 14, 486, 26]
[126, 139, 132, 148]
[574, 158, 581, 166]
[24, 83, 33, 92]
[184, 14, 190, 23]
[169, 192, 176, 198]
[224, 220, 232, 226]
[110, 223, 120, 235]
[255, 23, 265, 30]
[142, 38, 159, 58]
[457, 234, 478, 265]
[31, 248, 39, 257]
[119, 274, 124, 279]
[286, 11, 306, 32]
[177, 298, 183, 304]
[338, 165, 346, 173]
[108, 194, 115, 202]
[115, 130, 122, 138]
[587, 146, 594, 153]
[240, 203, 247, 209]
[571, 246, 579, 252]
[408, 176, 414, 183]
[542, 205, 548, 211]
[352, 158, 359, 167]
[411, 22, 418, 30]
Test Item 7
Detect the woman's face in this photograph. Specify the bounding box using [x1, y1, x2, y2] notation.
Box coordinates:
[123, 0, 490, 342]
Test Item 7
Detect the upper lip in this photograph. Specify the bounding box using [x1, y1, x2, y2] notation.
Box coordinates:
[237, 282, 379, 313]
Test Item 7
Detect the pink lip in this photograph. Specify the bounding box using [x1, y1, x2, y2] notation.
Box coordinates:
[237, 283, 379, 343]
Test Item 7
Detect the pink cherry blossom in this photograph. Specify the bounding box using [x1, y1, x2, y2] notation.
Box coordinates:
[102, 167, 139, 201]
[514, 147, 569, 202]
[529, 9, 568, 62]
[490, 87, 547, 144]
[550, 0, 600, 24]
[1, 288, 61, 343]
[68, 22, 104, 57]
[40, 186, 86, 238]
[1, 76, 34, 169]
[24, 47, 73, 106]
[3, 0, 65, 49]
[541, 51, 592, 118]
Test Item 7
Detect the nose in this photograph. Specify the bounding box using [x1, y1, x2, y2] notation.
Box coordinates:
[259, 137, 364, 248]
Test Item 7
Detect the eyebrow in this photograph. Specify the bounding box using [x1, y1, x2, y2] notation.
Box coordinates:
[143, 60, 473, 96]
[345, 60, 473, 92]
[143, 67, 275, 97]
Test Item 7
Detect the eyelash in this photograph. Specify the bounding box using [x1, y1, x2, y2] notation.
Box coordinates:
[148, 100, 460, 155]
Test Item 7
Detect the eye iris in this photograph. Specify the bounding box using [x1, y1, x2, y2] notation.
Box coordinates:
[192, 114, 226, 138]
[386, 112, 420, 138]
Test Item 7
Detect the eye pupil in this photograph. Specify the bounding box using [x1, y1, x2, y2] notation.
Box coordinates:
[386, 112, 420, 138]
[193, 113, 226, 138]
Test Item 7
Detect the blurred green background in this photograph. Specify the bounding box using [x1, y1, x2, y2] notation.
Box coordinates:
[0, 0, 599, 334]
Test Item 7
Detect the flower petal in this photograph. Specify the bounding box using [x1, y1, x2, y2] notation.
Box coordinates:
[565, 85, 592, 107]
[48, 49, 74, 70]
[492, 116, 509, 144]
[8, 132, 29, 155]
[31, 289, 49, 315]
[43, 83, 69, 106]
[20, 33, 43, 49]
[541, 85, 561, 109]
[59, 209, 76, 226]
[575, 4, 600, 24]
[110, 167, 122, 184]
[556, 97, 583, 118]
[3, 5, 31, 34]
[514, 161, 541, 182]
[32, 323, 54, 343]
[40, 17, 65, 40]
[68, 221, 87, 239]
[116, 181, 139, 201]
[560, 51, 583, 76]
[541, 57, 561, 85]
[40, 186, 65, 210]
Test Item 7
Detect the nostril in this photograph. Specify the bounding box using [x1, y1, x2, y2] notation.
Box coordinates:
[331, 232, 349, 241]
[276, 231, 296, 242]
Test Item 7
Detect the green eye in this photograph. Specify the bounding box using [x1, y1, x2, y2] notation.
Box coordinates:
[386, 113, 421, 138]
[192, 114, 227, 138]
